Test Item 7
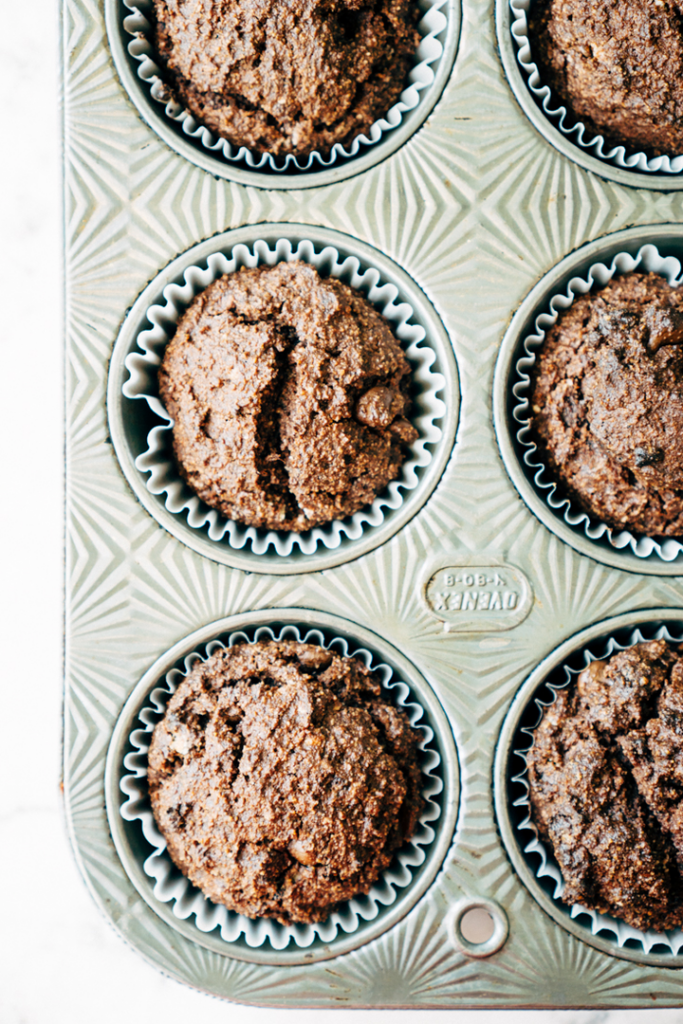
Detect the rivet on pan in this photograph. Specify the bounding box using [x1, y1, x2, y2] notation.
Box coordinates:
[447, 898, 509, 958]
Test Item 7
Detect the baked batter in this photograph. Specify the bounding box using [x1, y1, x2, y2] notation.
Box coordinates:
[158, 261, 418, 532]
[148, 640, 424, 924]
[528, 639, 683, 932]
[530, 272, 683, 537]
[529, 0, 683, 156]
[153, 0, 420, 157]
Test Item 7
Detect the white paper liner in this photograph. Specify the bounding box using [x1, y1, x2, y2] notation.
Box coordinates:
[122, 0, 448, 173]
[510, 0, 683, 175]
[512, 623, 683, 956]
[119, 623, 443, 951]
[123, 236, 445, 557]
[512, 244, 683, 563]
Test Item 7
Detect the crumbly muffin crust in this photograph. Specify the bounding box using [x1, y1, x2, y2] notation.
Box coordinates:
[147, 640, 424, 925]
[527, 639, 683, 932]
[530, 272, 683, 537]
[158, 261, 418, 533]
[529, 0, 683, 157]
[152, 0, 420, 158]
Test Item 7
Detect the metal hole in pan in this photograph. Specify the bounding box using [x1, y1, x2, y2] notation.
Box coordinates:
[447, 898, 509, 958]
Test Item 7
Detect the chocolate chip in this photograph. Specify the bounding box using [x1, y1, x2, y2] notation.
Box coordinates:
[356, 386, 405, 429]
[634, 446, 665, 467]
[645, 307, 683, 352]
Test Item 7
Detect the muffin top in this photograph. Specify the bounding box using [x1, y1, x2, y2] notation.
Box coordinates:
[527, 638, 683, 932]
[147, 640, 424, 925]
[530, 272, 683, 537]
[158, 261, 418, 533]
[153, 0, 420, 158]
[528, 0, 683, 157]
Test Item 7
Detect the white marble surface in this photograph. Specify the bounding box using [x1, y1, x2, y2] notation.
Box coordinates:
[3, 3, 683, 1021]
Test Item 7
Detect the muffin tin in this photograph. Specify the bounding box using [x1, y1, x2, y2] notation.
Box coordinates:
[63, 0, 683, 1009]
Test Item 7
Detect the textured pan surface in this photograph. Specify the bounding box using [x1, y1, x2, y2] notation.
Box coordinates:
[63, 0, 683, 1007]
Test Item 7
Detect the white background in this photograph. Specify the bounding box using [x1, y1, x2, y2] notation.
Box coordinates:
[3, 3, 683, 1022]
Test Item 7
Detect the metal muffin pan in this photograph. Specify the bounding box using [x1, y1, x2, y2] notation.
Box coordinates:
[63, 0, 683, 1008]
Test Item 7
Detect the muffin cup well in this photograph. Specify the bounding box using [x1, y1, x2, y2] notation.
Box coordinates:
[116, 0, 454, 184]
[511, 243, 683, 564]
[505, 617, 683, 962]
[117, 229, 454, 569]
[116, 619, 446, 955]
[509, 0, 683, 176]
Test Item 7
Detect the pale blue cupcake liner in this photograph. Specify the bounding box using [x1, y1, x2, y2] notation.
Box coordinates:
[119, 623, 443, 951]
[513, 623, 683, 955]
[510, 0, 683, 175]
[512, 244, 683, 562]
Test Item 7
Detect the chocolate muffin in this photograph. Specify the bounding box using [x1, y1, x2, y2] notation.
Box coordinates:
[527, 638, 683, 932]
[530, 272, 683, 537]
[152, 0, 420, 158]
[528, 0, 683, 157]
[158, 261, 418, 533]
[147, 640, 424, 925]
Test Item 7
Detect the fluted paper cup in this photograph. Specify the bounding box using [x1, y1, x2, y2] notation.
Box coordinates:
[511, 622, 683, 957]
[123, 235, 446, 558]
[512, 243, 683, 562]
[121, 0, 449, 175]
[119, 623, 443, 951]
[510, 0, 683, 175]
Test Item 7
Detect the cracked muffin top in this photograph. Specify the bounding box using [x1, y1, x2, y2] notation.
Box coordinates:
[147, 640, 424, 925]
[527, 638, 683, 932]
[529, 272, 683, 537]
[528, 0, 683, 157]
[152, 0, 420, 157]
[158, 261, 418, 533]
